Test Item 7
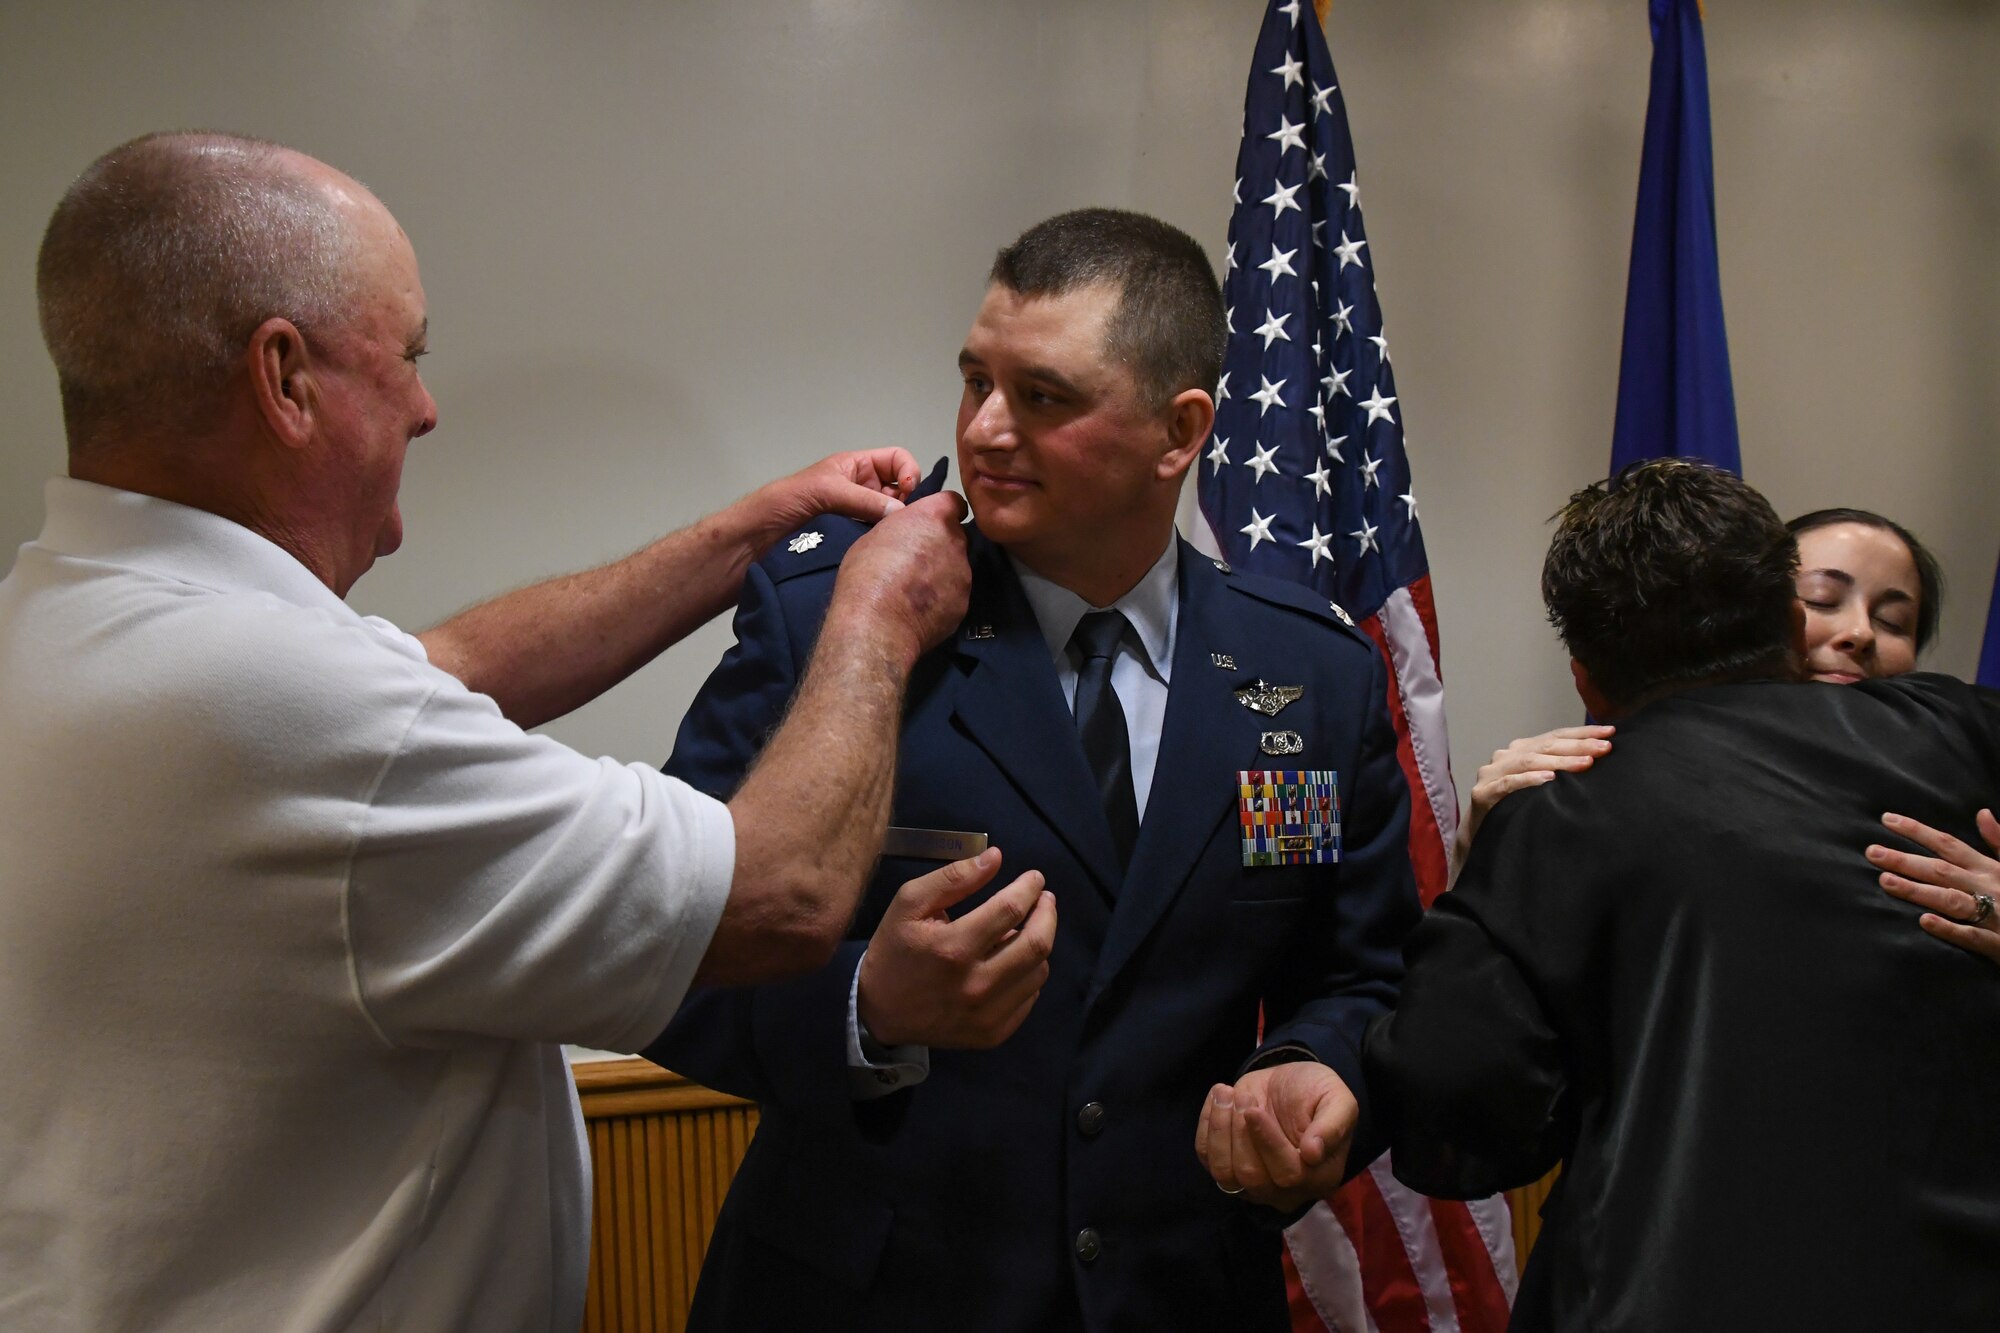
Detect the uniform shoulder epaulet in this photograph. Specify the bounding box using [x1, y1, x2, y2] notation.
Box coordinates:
[1221, 566, 1371, 646]
[759, 514, 869, 583]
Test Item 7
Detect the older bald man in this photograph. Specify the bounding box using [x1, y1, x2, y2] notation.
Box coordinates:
[0, 132, 972, 1331]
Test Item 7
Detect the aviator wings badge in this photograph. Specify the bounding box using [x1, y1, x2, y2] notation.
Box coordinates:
[1234, 679, 1303, 717]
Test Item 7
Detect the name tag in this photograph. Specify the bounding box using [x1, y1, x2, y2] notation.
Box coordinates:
[880, 826, 990, 861]
[1237, 770, 1340, 867]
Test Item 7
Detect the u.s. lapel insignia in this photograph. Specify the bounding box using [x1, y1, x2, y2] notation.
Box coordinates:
[1211, 652, 1237, 671]
[787, 531, 824, 555]
[1260, 730, 1303, 756]
[963, 623, 996, 641]
[1327, 600, 1356, 628]
[1212, 558, 1232, 574]
[1235, 679, 1303, 717]
[1237, 768, 1341, 865]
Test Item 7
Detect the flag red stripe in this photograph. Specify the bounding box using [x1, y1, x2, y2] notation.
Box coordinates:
[1358, 615, 1451, 908]
[1331, 1171, 1431, 1329]
[1430, 1197, 1515, 1329]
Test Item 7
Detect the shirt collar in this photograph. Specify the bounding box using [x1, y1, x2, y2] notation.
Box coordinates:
[1010, 537, 1178, 682]
[31, 477, 355, 618]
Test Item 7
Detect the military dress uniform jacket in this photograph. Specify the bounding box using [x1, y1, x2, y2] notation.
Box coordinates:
[645, 519, 1419, 1332]
[1368, 674, 2000, 1332]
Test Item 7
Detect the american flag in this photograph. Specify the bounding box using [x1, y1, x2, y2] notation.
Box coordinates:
[1192, 2, 1516, 1329]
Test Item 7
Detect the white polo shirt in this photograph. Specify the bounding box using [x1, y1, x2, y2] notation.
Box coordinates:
[0, 479, 734, 1332]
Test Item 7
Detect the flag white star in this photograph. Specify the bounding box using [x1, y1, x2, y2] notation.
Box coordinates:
[1250, 375, 1288, 416]
[1306, 460, 1333, 499]
[1279, 0, 1303, 24]
[1270, 53, 1305, 91]
[1246, 442, 1282, 482]
[1216, 371, 1230, 402]
[1263, 180, 1303, 218]
[1325, 433, 1348, 462]
[1267, 116, 1306, 156]
[1258, 244, 1298, 282]
[1350, 519, 1380, 555]
[1330, 300, 1354, 338]
[1310, 84, 1337, 117]
[1321, 364, 1352, 399]
[1254, 309, 1292, 350]
[1206, 435, 1230, 474]
[1400, 489, 1420, 520]
[1307, 399, 1326, 429]
[1233, 177, 1243, 205]
[1369, 332, 1391, 362]
[1225, 241, 1238, 273]
[1225, 305, 1235, 333]
[1359, 452, 1384, 487]
[1333, 231, 1368, 270]
[1308, 149, 1328, 183]
[1338, 173, 1360, 210]
[1298, 524, 1335, 567]
[1359, 385, 1397, 426]
[1239, 508, 1277, 549]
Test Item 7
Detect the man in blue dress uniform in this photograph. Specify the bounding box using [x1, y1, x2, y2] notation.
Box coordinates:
[646, 209, 1420, 1331]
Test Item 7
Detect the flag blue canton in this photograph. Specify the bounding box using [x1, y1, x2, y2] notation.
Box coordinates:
[1198, 0, 1427, 626]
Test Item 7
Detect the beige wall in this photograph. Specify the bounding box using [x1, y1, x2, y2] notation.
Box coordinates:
[2, 0, 1994, 802]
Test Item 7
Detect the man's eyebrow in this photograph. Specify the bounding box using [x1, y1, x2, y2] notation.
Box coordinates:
[405, 319, 429, 353]
[1016, 364, 1084, 397]
[957, 347, 981, 369]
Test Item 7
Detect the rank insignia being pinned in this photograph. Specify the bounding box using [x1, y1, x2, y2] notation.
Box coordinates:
[1327, 600, 1356, 628]
[787, 531, 824, 555]
[1211, 653, 1237, 671]
[1211, 558, 1232, 574]
[1234, 679, 1303, 717]
[1237, 769, 1340, 866]
[1260, 730, 1302, 756]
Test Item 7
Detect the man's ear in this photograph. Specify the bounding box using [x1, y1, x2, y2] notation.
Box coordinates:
[1156, 387, 1217, 483]
[1570, 658, 1621, 722]
[247, 316, 316, 449]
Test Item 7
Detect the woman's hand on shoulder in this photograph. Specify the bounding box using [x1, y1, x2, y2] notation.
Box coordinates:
[1870, 808, 2000, 967]
[1449, 725, 1615, 885]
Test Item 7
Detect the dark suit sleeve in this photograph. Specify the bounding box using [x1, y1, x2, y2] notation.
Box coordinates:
[1363, 790, 1586, 1199]
[640, 562, 872, 1124]
[1256, 645, 1422, 1175]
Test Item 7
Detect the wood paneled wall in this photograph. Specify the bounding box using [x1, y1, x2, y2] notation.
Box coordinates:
[575, 1058, 758, 1333]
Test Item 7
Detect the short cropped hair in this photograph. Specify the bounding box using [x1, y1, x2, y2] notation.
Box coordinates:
[36, 131, 360, 450]
[988, 208, 1226, 407]
[1543, 459, 1800, 710]
[1787, 507, 1945, 654]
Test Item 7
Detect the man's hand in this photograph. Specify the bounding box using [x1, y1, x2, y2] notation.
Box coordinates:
[824, 491, 972, 669]
[1196, 1062, 1357, 1210]
[746, 448, 923, 546]
[1451, 725, 1614, 883]
[857, 848, 1056, 1049]
[1871, 808, 2000, 966]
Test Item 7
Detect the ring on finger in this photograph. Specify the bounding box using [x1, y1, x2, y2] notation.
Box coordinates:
[1217, 1181, 1246, 1196]
[1970, 893, 1995, 927]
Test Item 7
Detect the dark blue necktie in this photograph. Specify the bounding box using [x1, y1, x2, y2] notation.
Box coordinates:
[1070, 610, 1140, 872]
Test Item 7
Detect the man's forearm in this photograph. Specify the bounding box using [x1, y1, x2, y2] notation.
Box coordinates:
[699, 601, 918, 985]
[418, 499, 774, 730]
